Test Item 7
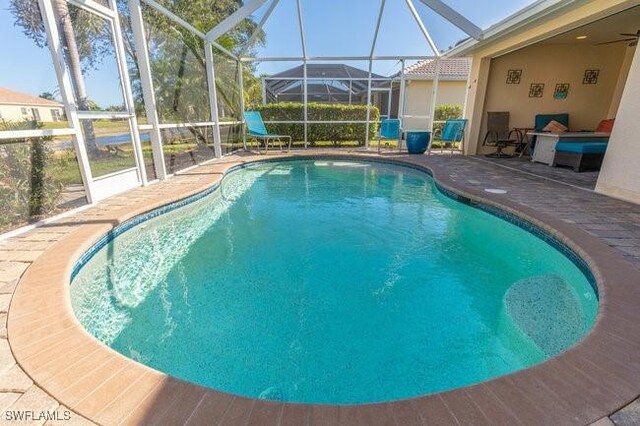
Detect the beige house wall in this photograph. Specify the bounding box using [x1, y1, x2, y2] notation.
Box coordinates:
[475, 43, 629, 154]
[595, 44, 640, 204]
[0, 103, 64, 123]
[402, 80, 467, 130]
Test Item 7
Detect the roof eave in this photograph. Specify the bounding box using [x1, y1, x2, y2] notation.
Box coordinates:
[0, 101, 63, 108]
[403, 75, 469, 81]
[443, 0, 580, 58]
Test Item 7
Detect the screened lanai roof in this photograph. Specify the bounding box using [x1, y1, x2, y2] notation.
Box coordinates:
[269, 64, 385, 81]
[232, 0, 539, 64]
[132, 0, 542, 71]
[265, 64, 387, 99]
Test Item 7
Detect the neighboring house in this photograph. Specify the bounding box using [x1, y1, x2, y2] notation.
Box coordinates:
[0, 87, 65, 123]
[262, 60, 470, 127]
[394, 58, 470, 129]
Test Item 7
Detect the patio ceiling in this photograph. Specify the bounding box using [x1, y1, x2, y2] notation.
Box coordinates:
[539, 4, 640, 45]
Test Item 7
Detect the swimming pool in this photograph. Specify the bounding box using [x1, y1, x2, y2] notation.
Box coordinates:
[70, 159, 597, 404]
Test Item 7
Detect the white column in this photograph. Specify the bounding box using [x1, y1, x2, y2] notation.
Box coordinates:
[38, 0, 95, 203]
[364, 60, 373, 149]
[205, 42, 222, 158]
[460, 57, 472, 154]
[427, 58, 440, 155]
[595, 43, 640, 204]
[295, 0, 307, 148]
[397, 60, 407, 152]
[303, 61, 308, 148]
[366, 0, 386, 150]
[128, 0, 167, 179]
[238, 60, 247, 150]
[261, 77, 267, 104]
[109, 0, 147, 184]
[398, 59, 406, 120]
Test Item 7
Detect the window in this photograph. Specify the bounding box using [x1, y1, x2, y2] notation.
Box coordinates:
[51, 109, 62, 122]
[32, 108, 41, 121]
[21, 107, 27, 115]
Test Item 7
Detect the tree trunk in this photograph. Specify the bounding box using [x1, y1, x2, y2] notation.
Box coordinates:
[172, 44, 189, 117]
[53, 0, 100, 157]
[29, 137, 46, 218]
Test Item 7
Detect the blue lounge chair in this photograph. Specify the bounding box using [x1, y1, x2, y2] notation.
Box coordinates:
[243, 111, 292, 153]
[433, 119, 467, 154]
[377, 118, 402, 153]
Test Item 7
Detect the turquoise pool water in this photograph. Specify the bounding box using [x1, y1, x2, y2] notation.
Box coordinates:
[70, 159, 597, 404]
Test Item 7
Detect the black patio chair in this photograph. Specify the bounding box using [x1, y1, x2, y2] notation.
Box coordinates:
[482, 111, 518, 158]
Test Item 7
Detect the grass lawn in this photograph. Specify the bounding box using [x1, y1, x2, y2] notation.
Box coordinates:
[43, 119, 150, 139]
[50, 142, 221, 184]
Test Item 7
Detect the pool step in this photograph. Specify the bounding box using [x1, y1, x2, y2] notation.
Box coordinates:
[500, 274, 588, 358]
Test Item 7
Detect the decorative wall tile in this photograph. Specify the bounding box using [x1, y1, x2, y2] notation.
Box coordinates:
[529, 83, 545, 98]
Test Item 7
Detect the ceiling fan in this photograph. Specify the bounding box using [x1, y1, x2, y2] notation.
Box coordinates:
[597, 29, 639, 46]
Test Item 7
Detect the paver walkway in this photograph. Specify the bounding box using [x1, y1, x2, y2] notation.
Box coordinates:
[0, 150, 638, 425]
[478, 155, 600, 190]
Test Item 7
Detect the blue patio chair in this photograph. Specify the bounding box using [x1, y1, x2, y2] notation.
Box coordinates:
[377, 118, 402, 153]
[433, 119, 467, 154]
[243, 111, 292, 153]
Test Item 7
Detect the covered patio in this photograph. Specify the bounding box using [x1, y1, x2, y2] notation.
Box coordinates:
[454, 1, 640, 205]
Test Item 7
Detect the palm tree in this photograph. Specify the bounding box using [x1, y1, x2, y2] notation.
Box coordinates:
[10, 0, 100, 153]
[52, 0, 99, 155]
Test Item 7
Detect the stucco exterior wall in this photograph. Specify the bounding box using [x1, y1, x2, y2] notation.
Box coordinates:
[0, 104, 64, 122]
[475, 43, 629, 154]
[402, 80, 467, 129]
[595, 44, 640, 204]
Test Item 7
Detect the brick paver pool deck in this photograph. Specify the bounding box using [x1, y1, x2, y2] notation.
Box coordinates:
[0, 150, 639, 425]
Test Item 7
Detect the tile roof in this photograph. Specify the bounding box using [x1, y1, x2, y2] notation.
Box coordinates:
[403, 58, 471, 80]
[0, 87, 63, 107]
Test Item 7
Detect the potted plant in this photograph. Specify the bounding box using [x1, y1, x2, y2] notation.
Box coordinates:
[405, 130, 431, 154]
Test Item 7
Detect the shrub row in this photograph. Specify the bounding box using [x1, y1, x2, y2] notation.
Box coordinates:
[251, 102, 380, 145]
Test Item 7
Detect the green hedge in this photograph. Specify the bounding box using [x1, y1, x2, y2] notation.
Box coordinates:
[251, 102, 380, 146]
[434, 104, 463, 121]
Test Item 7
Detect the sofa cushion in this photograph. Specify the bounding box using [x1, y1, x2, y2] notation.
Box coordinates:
[543, 120, 568, 134]
[555, 141, 608, 154]
[535, 113, 569, 131]
[596, 118, 615, 133]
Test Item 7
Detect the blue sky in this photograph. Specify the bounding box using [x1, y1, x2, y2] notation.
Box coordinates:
[0, 0, 533, 107]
